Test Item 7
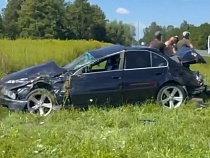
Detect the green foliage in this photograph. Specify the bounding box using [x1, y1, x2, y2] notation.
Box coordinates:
[0, 14, 3, 37]
[18, 0, 66, 39]
[0, 39, 110, 77]
[1, 0, 135, 45]
[2, 0, 24, 39]
[1, 0, 210, 47]
[141, 22, 162, 43]
[65, 0, 106, 41]
[106, 20, 135, 46]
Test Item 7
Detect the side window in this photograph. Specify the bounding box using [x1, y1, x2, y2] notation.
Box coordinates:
[91, 60, 107, 70]
[125, 51, 151, 69]
[151, 53, 167, 67]
[84, 54, 121, 73]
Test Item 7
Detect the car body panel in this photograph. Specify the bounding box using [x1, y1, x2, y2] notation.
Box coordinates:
[176, 47, 206, 64]
[0, 61, 66, 90]
[70, 70, 123, 107]
[0, 95, 27, 110]
[122, 67, 168, 103]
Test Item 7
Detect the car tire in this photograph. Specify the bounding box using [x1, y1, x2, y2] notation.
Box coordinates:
[157, 84, 186, 108]
[26, 88, 58, 116]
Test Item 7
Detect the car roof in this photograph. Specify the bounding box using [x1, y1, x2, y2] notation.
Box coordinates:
[88, 44, 161, 59]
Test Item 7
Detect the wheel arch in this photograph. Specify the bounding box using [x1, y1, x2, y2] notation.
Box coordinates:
[26, 88, 56, 116]
[156, 80, 188, 98]
[31, 81, 53, 92]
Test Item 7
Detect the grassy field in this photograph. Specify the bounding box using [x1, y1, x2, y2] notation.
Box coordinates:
[1, 40, 210, 157]
[0, 39, 110, 77]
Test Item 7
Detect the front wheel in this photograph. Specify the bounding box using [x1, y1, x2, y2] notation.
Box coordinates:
[26, 88, 57, 116]
[157, 84, 186, 108]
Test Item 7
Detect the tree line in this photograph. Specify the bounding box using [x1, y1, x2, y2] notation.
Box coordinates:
[139, 21, 210, 50]
[0, 0, 136, 46]
[0, 0, 209, 49]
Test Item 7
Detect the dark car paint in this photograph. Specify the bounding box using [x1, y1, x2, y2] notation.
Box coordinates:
[70, 70, 123, 107]
[0, 96, 27, 110]
[70, 47, 206, 107]
[0, 45, 207, 111]
[122, 67, 168, 103]
[176, 47, 207, 64]
[0, 61, 70, 110]
[88, 44, 126, 59]
[0, 61, 67, 90]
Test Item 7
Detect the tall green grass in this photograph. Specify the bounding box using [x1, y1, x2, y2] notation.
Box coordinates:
[0, 39, 110, 77]
[191, 57, 210, 84]
[1, 104, 210, 157]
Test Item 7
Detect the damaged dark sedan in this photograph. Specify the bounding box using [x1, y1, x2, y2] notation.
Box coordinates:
[0, 45, 208, 116]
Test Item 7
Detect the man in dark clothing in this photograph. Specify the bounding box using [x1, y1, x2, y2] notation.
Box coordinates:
[172, 35, 179, 52]
[149, 31, 166, 54]
[174, 35, 179, 44]
[176, 31, 193, 50]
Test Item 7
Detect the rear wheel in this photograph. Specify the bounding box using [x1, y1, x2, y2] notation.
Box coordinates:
[26, 88, 57, 116]
[157, 84, 186, 108]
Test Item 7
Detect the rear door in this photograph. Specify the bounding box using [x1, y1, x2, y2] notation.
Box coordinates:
[122, 50, 168, 104]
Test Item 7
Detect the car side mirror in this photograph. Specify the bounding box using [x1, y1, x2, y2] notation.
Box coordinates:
[76, 72, 84, 78]
[82, 65, 92, 73]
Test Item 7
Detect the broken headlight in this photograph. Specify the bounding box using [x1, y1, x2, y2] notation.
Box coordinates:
[0, 87, 16, 99]
[5, 78, 30, 85]
[193, 71, 204, 85]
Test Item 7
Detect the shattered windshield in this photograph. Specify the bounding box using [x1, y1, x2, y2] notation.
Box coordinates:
[63, 52, 96, 70]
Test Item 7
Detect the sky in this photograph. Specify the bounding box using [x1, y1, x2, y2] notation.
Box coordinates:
[0, 0, 209, 38]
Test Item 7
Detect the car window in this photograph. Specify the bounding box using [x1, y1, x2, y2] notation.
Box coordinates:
[84, 54, 121, 73]
[125, 51, 151, 69]
[151, 53, 167, 67]
[91, 60, 107, 70]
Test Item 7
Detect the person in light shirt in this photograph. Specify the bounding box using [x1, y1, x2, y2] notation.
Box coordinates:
[164, 36, 176, 56]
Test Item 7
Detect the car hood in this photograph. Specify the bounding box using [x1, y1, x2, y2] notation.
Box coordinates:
[0, 61, 67, 89]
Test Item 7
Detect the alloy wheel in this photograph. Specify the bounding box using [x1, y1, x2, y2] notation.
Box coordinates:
[27, 91, 53, 116]
[160, 86, 184, 108]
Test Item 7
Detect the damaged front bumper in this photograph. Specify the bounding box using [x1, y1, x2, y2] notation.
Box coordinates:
[188, 84, 208, 95]
[0, 95, 27, 111]
[0, 85, 27, 110]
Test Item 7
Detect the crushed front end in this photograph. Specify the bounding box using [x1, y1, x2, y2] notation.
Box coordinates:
[0, 72, 71, 111]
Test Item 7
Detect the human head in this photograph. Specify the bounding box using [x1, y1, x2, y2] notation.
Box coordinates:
[174, 35, 179, 44]
[182, 31, 190, 39]
[154, 31, 162, 41]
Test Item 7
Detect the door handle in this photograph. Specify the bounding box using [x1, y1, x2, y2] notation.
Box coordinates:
[155, 72, 163, 75]
[112, 76, 121, 79]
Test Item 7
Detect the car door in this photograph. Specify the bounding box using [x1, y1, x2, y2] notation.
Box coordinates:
[70, 53, 124, 107]
[122, 50, 168, 104]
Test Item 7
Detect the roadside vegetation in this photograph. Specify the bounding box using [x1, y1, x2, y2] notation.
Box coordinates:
[0, 39, 110, 77]
[0, 0, 210, 48]
[0, 40, 210, 157]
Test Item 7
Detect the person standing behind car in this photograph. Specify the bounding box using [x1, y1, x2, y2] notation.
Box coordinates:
[174, 35, 179, 44]
[172, 35, 179, 53]
[177, 31, 194, 50]
[164, 36, 175, 56]
[149, 31, 166, 54]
